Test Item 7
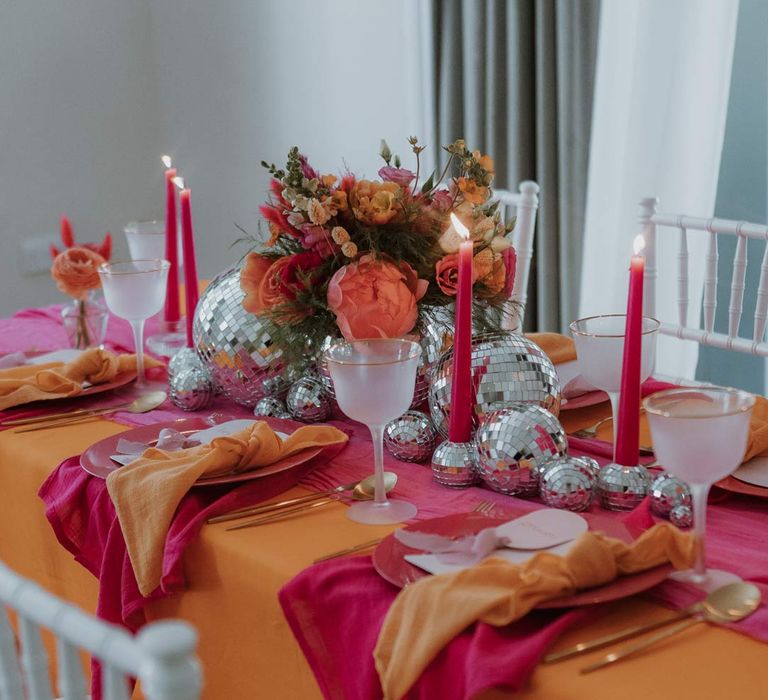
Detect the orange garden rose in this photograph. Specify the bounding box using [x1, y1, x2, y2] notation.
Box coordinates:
[240, 253, 315, 324]
[327, 255, 428, 340]
[349, 180, 401, 225]
[50, 246, 106, 301]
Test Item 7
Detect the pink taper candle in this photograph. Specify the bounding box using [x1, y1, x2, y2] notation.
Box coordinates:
[179, 186, 199, 348]
[448, 213, 474, 442]
[615, 234, 645, 466]
[163, 166, 181, 323]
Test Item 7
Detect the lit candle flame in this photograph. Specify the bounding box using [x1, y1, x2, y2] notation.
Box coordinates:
[633, 234, 645, 256]
[161, 154, 172, 169]
[450, 213, 470, 241]
[172, 176, 185, 190]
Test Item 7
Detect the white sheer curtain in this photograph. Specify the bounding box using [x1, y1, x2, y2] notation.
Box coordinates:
[580, 0, 739, 379]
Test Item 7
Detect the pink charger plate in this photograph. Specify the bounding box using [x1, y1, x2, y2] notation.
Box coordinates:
[373, 509, 672, 608]
[80, 416, 323, 487]
[715, 474, 768, 499]
[560, 390, 608, 411]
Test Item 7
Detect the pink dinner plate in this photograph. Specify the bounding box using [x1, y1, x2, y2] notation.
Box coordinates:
[715, 475, 768, 499]
[80, 417, 324, 487]
[373, 509, 672, 608]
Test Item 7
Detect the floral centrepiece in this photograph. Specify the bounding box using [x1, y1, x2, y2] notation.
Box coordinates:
[50, 217, 112, 349]
[240, 138, 517, 364]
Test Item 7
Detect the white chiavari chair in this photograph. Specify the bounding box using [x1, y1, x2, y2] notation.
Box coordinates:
[640, 197, 768, 369]
[0, 560, 202, 699]
[492, 180, 540, 331]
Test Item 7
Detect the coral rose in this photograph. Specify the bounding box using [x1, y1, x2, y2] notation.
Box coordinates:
[327, 255, 428, 340]
[435, 253, 478, 296]
[473, 248, 505, 297]
[50, 246, 106, 300]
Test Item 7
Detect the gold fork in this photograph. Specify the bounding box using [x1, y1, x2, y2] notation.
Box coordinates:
[312, 498, 497, 563]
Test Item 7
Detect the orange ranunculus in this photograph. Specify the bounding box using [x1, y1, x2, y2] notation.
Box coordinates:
[327, 254, 428, 340]
[473, 248, 505, 296]
[50, 246, 106, 300]
[457, 177, 489, 205]
[349, 180, 401, 225]
[472, 150, 495, 177]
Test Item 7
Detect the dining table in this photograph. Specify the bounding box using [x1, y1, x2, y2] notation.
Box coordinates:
[1, 302, 768, 700]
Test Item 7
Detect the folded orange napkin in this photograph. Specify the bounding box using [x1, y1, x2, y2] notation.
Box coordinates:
[0, 348, 160, 410]
[526, 332, 576, 365]
[374, 523, 694, 700]
[106, 421, 348, 596]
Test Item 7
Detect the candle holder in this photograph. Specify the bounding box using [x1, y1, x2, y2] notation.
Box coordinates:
[596, 463, 652, 511]
[431, 441, 478, 488]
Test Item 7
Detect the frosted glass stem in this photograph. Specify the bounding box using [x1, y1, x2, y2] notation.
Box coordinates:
[369, 424, 387, 505]
[607, 391, 620, 462]
[130, 319, 146, 385]
[690, 482, 709, 582]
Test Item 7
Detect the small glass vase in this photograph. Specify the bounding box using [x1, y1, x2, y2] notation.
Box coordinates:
[61, 297, 108, 350]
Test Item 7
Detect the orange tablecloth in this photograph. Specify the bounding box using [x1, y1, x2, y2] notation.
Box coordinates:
[1, 416, 767, 699]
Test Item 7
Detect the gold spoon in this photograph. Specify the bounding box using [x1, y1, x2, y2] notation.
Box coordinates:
[224, 472, 398, 531]
[14, 391, 167, 433]
[581, 582, 761, 673]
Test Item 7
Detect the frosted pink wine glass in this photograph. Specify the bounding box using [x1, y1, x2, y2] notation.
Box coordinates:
[325, 338, 421, 525]
[644, 387, 755, 589]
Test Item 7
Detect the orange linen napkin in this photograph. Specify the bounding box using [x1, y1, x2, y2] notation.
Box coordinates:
[374, 523, 695, 700]
[106, 421, 348, 596]
[0, 348, 160, 410]
[527, 332, 577, 365]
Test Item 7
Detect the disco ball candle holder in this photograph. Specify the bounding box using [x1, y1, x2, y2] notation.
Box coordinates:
[539, 456, 597, 512]
[428, 332, 561, 439]
[384, 410, 437, 463]
[473, 404, 567, 497]
[169, 366, 215, 412]
[596, 463, 652, 511]
[431, 441, 478, 488]
[168, 347, 207, 382]
[193, 268, 292, 407]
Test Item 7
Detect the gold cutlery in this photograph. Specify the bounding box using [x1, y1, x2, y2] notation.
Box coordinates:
[569, 415, 615, 440]
[209, 472, 397, 525]
[313, 538, 384, 563]
[311, 499, 498, 563]
[224, 473, 398, 531]
[12, 391, 167, 433]
[580, 582, 760, 673]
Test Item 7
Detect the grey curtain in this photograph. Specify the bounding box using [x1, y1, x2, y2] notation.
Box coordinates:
[426, 0, 600, 332]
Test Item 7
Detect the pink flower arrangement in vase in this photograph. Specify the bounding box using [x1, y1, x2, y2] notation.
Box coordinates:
[240, 138, 517, 366]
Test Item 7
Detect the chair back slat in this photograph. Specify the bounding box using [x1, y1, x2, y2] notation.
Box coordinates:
[703, 230, 718, 332]
[56, 638, 87, 700]
[728, 230, 748, 339]
[0, 608, 24, 698]
[102, 664, 131, 700]
[676, 226, 689, 327]
[642, 197, 768, 360]
[493, 181, 539, 331]
[0, 561, 202, 700]
[19, 615, 53, 700]
[753, 242, 768, 342]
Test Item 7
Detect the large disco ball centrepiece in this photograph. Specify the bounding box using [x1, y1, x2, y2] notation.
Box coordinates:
[193, 268, 289, 407]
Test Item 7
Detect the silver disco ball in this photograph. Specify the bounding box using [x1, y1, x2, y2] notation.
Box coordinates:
[384, 410, 437, 463]
[193, 267, 291, 407]
[428, 332, 561, 438]
[473, 404, 567, 496]
[538, 456, 597, 512]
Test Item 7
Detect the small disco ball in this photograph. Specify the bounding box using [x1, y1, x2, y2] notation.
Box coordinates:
[474, 404, 567, 496]
[253, 396, 292, 419]
[596, 464, 652, 511]
[168, 347, 207, 381]
[193, 267, 293, 407]
[650, 472, 692, 518]
[384, 410, 437, 463]
[431, 440, 478, 488]
[539, 457, 597, 512]
[169, 366, 215, 412]
[286, 376, 332, 423]
[670, 504, 693, 528]
[428, 332, 561, 439]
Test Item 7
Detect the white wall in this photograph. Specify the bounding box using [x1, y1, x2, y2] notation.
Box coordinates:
[0, 1, 419, 316]
[0, 0, 163, 315]
[147, 0, 421, 280]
